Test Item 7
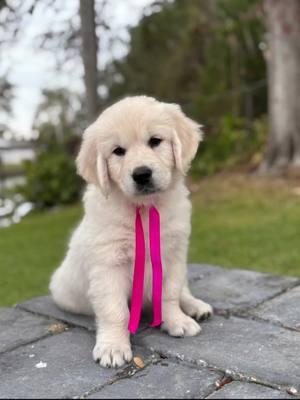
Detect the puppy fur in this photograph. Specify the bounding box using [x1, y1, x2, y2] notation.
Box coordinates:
[50, 96, 213, 368]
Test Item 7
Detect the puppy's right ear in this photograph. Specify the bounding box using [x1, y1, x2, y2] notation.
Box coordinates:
[76, 125, 110, 197]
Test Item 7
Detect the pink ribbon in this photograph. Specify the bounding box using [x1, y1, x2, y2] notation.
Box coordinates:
[128, 206, 163, 334]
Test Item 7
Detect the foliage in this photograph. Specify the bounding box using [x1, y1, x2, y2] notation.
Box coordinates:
[0, 76, 13, 114]
[107, 0, 266, 121]
[1, 0, 268, 177]
[33, 88, 87, 137]
[0, 76, 13, 136]
[104, 0, 267, 175]
[21, 149, 81, 208]
[19, 89, 84, 208]
[191, 114, 268, 176]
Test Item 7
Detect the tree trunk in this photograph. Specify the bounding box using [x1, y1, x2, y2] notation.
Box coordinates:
[261, 0, 300, 174]
[79, 0, 100, 123]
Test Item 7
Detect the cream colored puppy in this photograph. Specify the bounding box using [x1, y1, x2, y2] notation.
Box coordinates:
[50, 96, 213, 368]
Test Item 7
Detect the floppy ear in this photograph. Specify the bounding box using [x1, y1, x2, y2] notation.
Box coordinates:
[76, 125, 111, 197]
[166, 104, 203, 174]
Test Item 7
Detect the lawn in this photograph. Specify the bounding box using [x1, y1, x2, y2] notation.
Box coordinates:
[1, 174, 300, 306]
[0, 205, 82, 306]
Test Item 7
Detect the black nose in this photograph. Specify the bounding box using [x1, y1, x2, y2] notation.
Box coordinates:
[132, 166, 152, 185]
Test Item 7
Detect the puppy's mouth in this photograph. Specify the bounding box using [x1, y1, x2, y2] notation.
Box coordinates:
[135, 183, 160, 196]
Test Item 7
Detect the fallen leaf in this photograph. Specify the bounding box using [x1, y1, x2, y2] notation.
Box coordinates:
[48, 323, 68, 334]
[133, 356, 145, 369]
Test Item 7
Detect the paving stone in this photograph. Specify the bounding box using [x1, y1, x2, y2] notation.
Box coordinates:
[135, 316, 300, 390]
[3, 265, 300, 399]
[207, 381, 293, 399]
[187, 264, 224, 281]
[88, 361, 221, 399]
[189, 268, 299, 312]
[250, 286, 300, 330]
[0, 308, 56, 354]
[0, 328, 142, 399]
[17, 296, 152, 334]
[18, 296, 96, 331]
[15, 264, 224, 333]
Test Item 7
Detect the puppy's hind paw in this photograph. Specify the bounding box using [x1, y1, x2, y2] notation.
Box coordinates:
[182, 298, 213, 322]
[162, 314, 201, 337]
[93, 342, 133, 368]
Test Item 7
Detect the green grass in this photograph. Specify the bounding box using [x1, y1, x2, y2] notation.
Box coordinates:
[0, 205, 82, 306]
[189, 175, 300, 276]
[1, 174, 300, 306]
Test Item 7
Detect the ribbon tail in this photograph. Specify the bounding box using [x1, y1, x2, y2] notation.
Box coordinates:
[149, 206, 163, 328]
[128, 208, 146, 334]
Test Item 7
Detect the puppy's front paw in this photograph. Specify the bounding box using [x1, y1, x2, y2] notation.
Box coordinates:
[183, 298, 213, 322]
[93, 342, 133, 368]
[162, 313, 201, 337]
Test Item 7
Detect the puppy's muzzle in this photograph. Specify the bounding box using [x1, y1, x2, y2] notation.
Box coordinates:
[132, 166, 156, 194]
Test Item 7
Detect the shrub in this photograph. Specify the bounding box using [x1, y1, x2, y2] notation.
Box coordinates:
[20, 149, 81, 208]
[191, 114, 267, 177]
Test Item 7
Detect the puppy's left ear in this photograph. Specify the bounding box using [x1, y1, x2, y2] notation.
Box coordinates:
[166, 104, 203, 174]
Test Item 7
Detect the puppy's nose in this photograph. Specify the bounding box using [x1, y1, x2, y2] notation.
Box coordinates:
[132, 166, 152, 185]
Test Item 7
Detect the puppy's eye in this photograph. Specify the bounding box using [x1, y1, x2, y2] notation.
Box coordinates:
[113, 147, 126, 156]
[149, 137, 162, 148]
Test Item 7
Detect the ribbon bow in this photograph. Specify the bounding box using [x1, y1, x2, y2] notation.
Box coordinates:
[128, 206, 163, 334]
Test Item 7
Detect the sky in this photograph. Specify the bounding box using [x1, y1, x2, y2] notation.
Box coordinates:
[1, 0, 155, 140]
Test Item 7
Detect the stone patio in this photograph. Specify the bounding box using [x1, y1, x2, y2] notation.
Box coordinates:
[1, 264, 300, 399]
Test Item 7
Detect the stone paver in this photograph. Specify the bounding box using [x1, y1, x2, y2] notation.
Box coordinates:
[1, 264, 300, 399]
[88, 362, 221, 399]
[187, 264, 223, 281]
[1, 328, 129, 399]
[0, 308, 56, 353]
[250, 286, 300, 330]
[135, 315, 300, 391]
[189, 268, 299, 312]
[207, 382, 293, 399]
[18, 296, 95, 331]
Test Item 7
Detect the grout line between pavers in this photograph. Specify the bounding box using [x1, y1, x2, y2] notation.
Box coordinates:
[212, 279, 300, 330]
[139, 346, 299, 398]
[0, 332, 54, 357]
[199, 379, 226, 399]
[16, 304, 150, 335]
[242, 279, 300, 310]
[73, 352, 161, 399]
[0, 324, 75, 356]
[203, 379, 300, 400]
[16, 304, 96, 331]
[228, 311, 300, 333]
[203, 376, 231, 399]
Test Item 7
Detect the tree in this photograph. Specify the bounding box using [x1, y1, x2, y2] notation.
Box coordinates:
[0, 77, 13, 136]
[261, 0, 300, 174]
[37, 0, 104, 123]
[79, 0, 100, 122]
[106, 0, 265, 127]
[0, 0, 39, 137]
[33, 88, 86, 153]
[0, 0, 103, 132]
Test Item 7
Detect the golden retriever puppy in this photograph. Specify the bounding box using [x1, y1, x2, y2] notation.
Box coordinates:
[50, 96, 213, 368]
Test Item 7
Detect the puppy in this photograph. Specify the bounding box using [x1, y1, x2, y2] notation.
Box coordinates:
[50, 96, 213, 368]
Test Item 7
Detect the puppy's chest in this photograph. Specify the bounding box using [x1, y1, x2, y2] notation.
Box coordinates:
[118, 209, 187, 272]
[111, 208, 188, 303]
[119, 208, 184, 249]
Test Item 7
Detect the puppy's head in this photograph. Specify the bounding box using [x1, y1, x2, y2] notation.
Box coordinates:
[76, 96, 203, 200]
